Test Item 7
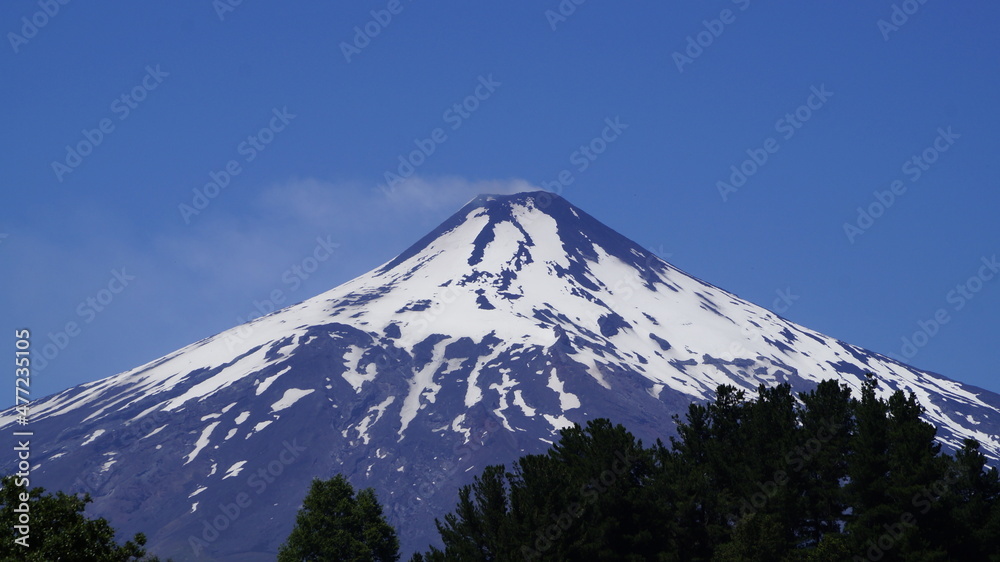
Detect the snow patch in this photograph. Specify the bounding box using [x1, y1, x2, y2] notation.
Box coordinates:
[141, 424, 167, 440]
[649, 383, 664, 399]
[342, 346, 377, 392]
[99, 453, 117, 473]
[81, 429, 105, 446]
[547, 369, 581, 410]
[513, 390, 536, 416]
[184, 422, 221, 465]
[543, 414, 574, 431]
[246, 420, 273, 438]
[256, 366, 292, 396]
[398, 339, 449, 437]
[355, 396, 396, 445]
[223, 460, 248, 480]
[271, 388, 315, 413]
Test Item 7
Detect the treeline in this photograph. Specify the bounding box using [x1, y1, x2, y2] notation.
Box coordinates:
[286, 375, 1000, 561]
[402, 376, 1000, 561]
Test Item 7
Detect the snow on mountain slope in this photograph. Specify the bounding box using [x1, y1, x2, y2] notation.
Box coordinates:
[2, 191, 998, 559]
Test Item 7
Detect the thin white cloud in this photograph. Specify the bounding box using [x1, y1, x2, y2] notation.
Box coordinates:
[377, 175, 537, 212]
[157, 175, 540, 296]
[256, 175, 537, 228]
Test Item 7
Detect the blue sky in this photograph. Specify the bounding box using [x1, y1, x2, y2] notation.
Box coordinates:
[2, 1, 998, 402]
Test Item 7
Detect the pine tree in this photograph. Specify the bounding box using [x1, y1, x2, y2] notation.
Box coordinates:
[538, 419, 653, 560]
[278, 475, 399, 562]
[843, 374, 896, 557]
[667, 401, 717, 560]
[941, 439, 1000, 560]
[740, 383, 799, 545]
[418, 419, 651, 561]
[843, 374, 953, 560]
[670, 385, 750, 559]
[881, 387, 949, 559]
[430, 464, 512, 561]
[794, 379, 853, 547]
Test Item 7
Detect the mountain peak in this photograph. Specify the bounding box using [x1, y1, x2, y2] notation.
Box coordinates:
[379, 190, 573, 272]
[462, 189, 585, 221]
[3, 191, 1000, 559]
[380, 189, 669, 287]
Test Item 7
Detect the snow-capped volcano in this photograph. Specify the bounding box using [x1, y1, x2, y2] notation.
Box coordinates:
[3, 191, 999, 560]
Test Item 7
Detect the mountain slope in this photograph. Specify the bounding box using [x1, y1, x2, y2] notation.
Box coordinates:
[3, 191, 999, 559]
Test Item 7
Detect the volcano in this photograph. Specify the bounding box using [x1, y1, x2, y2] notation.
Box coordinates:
[3, 191, 999, 560]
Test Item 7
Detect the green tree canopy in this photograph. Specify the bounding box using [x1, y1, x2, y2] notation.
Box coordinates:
[278, 474, 399, 562]
[411, 376, 1000, 561]
[0, 475, 151, 561]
